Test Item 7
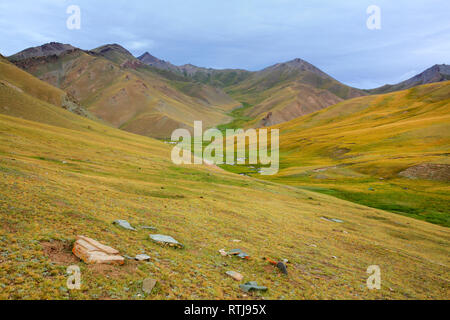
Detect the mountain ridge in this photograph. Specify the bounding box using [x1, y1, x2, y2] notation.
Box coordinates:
[7, 42, 449, 133]
[368, 64, 450, 94]
[7, 43, 238, 138]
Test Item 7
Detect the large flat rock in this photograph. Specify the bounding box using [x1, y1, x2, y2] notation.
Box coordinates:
[72, 235, 124, 265]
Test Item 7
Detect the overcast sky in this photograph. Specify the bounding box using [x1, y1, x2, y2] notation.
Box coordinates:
[0, 0, 449, 88]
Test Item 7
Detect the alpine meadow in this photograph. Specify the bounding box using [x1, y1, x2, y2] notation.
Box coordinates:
[0, 1, 448, 304]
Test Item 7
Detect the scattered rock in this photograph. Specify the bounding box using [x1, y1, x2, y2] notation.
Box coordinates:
[149, 234, 184, 248]
[276, 262, 288, 275]
[239, 281, 268, 293]
[72, 235, 124, 265]
[226, 271, 244, 281]
[141, 226, 157, 231]
[113, 220, 136, 231]
[321, 217, 344, 223]
[264, 257, 288, 275]
[228, 249, 250, 259]
[142, 278, 157, 294]
[135, 254, 151, 261]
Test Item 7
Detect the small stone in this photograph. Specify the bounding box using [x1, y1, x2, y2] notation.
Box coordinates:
[226, 271, 244, 281]
[141, 226, 157, 231]
[142, 278, 157, 294]
[135, 254, 151, 261]
[113, 220, 136, 231]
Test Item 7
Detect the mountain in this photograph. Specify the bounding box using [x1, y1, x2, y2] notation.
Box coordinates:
[13, 44, 365, 130]
[137, 52, 178, 72]
[8, 43, 239, 138]
[0, 61, 448, 299]
[137, 54, 252, 87]
[368, 64, 450, 94]
[251, 81, 450, 226]
[8, 42, 446, 137]
[90, 44, 144, 67]
[8, 42, 76, 61]
[224, 58, 366, 126]
[139, 54, 366, 127]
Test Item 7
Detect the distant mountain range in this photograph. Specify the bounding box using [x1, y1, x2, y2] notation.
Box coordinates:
[5, 42, 448, 136]
[7, 43, 238, 138]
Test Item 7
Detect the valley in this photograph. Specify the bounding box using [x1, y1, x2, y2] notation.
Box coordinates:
[0, 43, 448, 300]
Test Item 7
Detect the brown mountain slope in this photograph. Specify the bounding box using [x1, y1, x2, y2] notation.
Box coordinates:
[137, 54, 252, 88]
[9, 43, 239, 138]
[225, 58, 366, 126]
[137, 52, 179, 72]
[0, 55, 93, 120]
[139, 54, 367, 127]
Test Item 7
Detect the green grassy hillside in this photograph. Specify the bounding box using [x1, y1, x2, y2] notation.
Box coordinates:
[0, 64, 448, 300]
[244, 81, 450, 226]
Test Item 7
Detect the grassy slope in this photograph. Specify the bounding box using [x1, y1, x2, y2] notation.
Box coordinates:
[246, 81, 450, 226]
[0, 69, 449, 299]
[0, 55, 65, 107]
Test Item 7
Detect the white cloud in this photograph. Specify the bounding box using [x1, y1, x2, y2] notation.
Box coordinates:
[125, 40, 156, 50]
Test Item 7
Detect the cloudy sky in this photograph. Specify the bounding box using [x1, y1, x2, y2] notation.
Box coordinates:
[0, 0, 449, 88]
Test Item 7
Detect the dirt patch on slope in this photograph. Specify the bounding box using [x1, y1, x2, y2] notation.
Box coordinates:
[2, 221, 18, 233]
[398, 163, 450, 182]
[42, 240, 80, 265]
[330, 147, 351, 159]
